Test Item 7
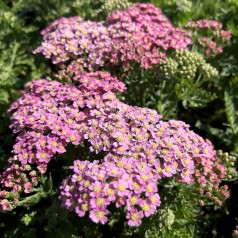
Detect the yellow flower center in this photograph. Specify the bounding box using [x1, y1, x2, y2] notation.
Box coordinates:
[67, 119, 73, 125]
[184, 159, 190, 165]
[103, 140, 110, 146]
[132, 153, 138, 158]
[54, 125, 60, 131]
[79, 165, 86, 170]
[145, 149, 152, 156]
[40, 115, 46, 121]
[141, 175, 148, 182]
[23, 153, 28, 159]
[40, 153, 47, 159]
[166, 142, 173, 149]
[93, 143, 100, 150]
[130, 196, 138, 205]
[97, 173, 105, 179]
[193, 147, 199, 154]
[96, 211, 104, 219]
[117, 136, 124, 142]
[142, 203, 150, 211]
[93, 185, 101, 194]
[136, 134, 143, 141]
[106, 188, 114, 196]
[176, 150, 182, 158]
[84, 180, 90, 188]
[62, 130, 67, 136]
[165, 166, 171, 173]
[183, 169, 190, 176]
[131, 213, 139, 221]
[162, 149, 168, 155]
[116, 161, 123, 168]
[118, 184, 125, 191]
[118, 147, 125, 153]
[40, 140, 46, 146]
[29, 117, 35, 122]
[146, 185, 153, 193]
[70, 135, 76, 142]
[81, 203, 88, 212]
[96, 198, 105, 206]
[51, 141, 58, 147]
[132, 182, 140, 190]
[111, 169, 118, 176]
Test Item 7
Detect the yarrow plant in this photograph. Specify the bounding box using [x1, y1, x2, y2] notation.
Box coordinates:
[1, 71, 229, 225]
[158, 49, 218, 79]
[8, 72, 125, 167]
[34, 3, 191, 71]
[0, 2, 236, 236]
[33, 16, 112, 71]
[217, 150, 238, 180]
[185, 19, 231, 56]
[105, 3, 191, 69]
[32, 3, 232, 118]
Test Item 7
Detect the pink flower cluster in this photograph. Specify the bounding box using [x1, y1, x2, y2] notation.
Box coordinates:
[2, 71, 228, 221]
[186, 19, 223, 31]
[1, 72, 124, 211]
[8, 72, 125, 170]
[34, 3, 191, 70]
[33, 17, 112, 71]
[185, 19, 231, 56]
[40, 16, 83, 36]
[60, 158, 161, 226]
[58, 92, 228, 225]
[0, 157, 39, 211]
[106, 3, 191, 68]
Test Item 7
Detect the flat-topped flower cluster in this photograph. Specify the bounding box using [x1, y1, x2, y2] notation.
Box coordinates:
[185, 19, 231, 56]
[34, 3, 191, 70]
[34, 4, 231, 73]
[0, 3, 232, 228]
[33, 16, 111, 71]
[8, 72, 125, 169]
[105, 3, 191, 68]
[1, 71, 229, 225]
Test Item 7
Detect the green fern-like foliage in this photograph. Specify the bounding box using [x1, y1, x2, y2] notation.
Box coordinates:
[224, 76, 238, 152]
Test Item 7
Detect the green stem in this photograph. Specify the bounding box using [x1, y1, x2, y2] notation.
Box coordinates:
[158, 80, 166, 115]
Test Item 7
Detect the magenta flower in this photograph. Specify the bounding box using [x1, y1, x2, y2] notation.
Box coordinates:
[185, 19, 231, 57]
[2, 69, 228, 222]
[34, 18, 112, 71]
[126, 208, 144, 226]
[89, 181, 104, 197]
[140, 199, 157, 217]
[75, 202, 89, 217]
[162, 163, 177, 177]
[89, 208, 109, 224]
[90, 196, 110, 209]
[23, 182, 33, 193]
[105, 3, 191, 69]
[0, 200, 13, 211]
